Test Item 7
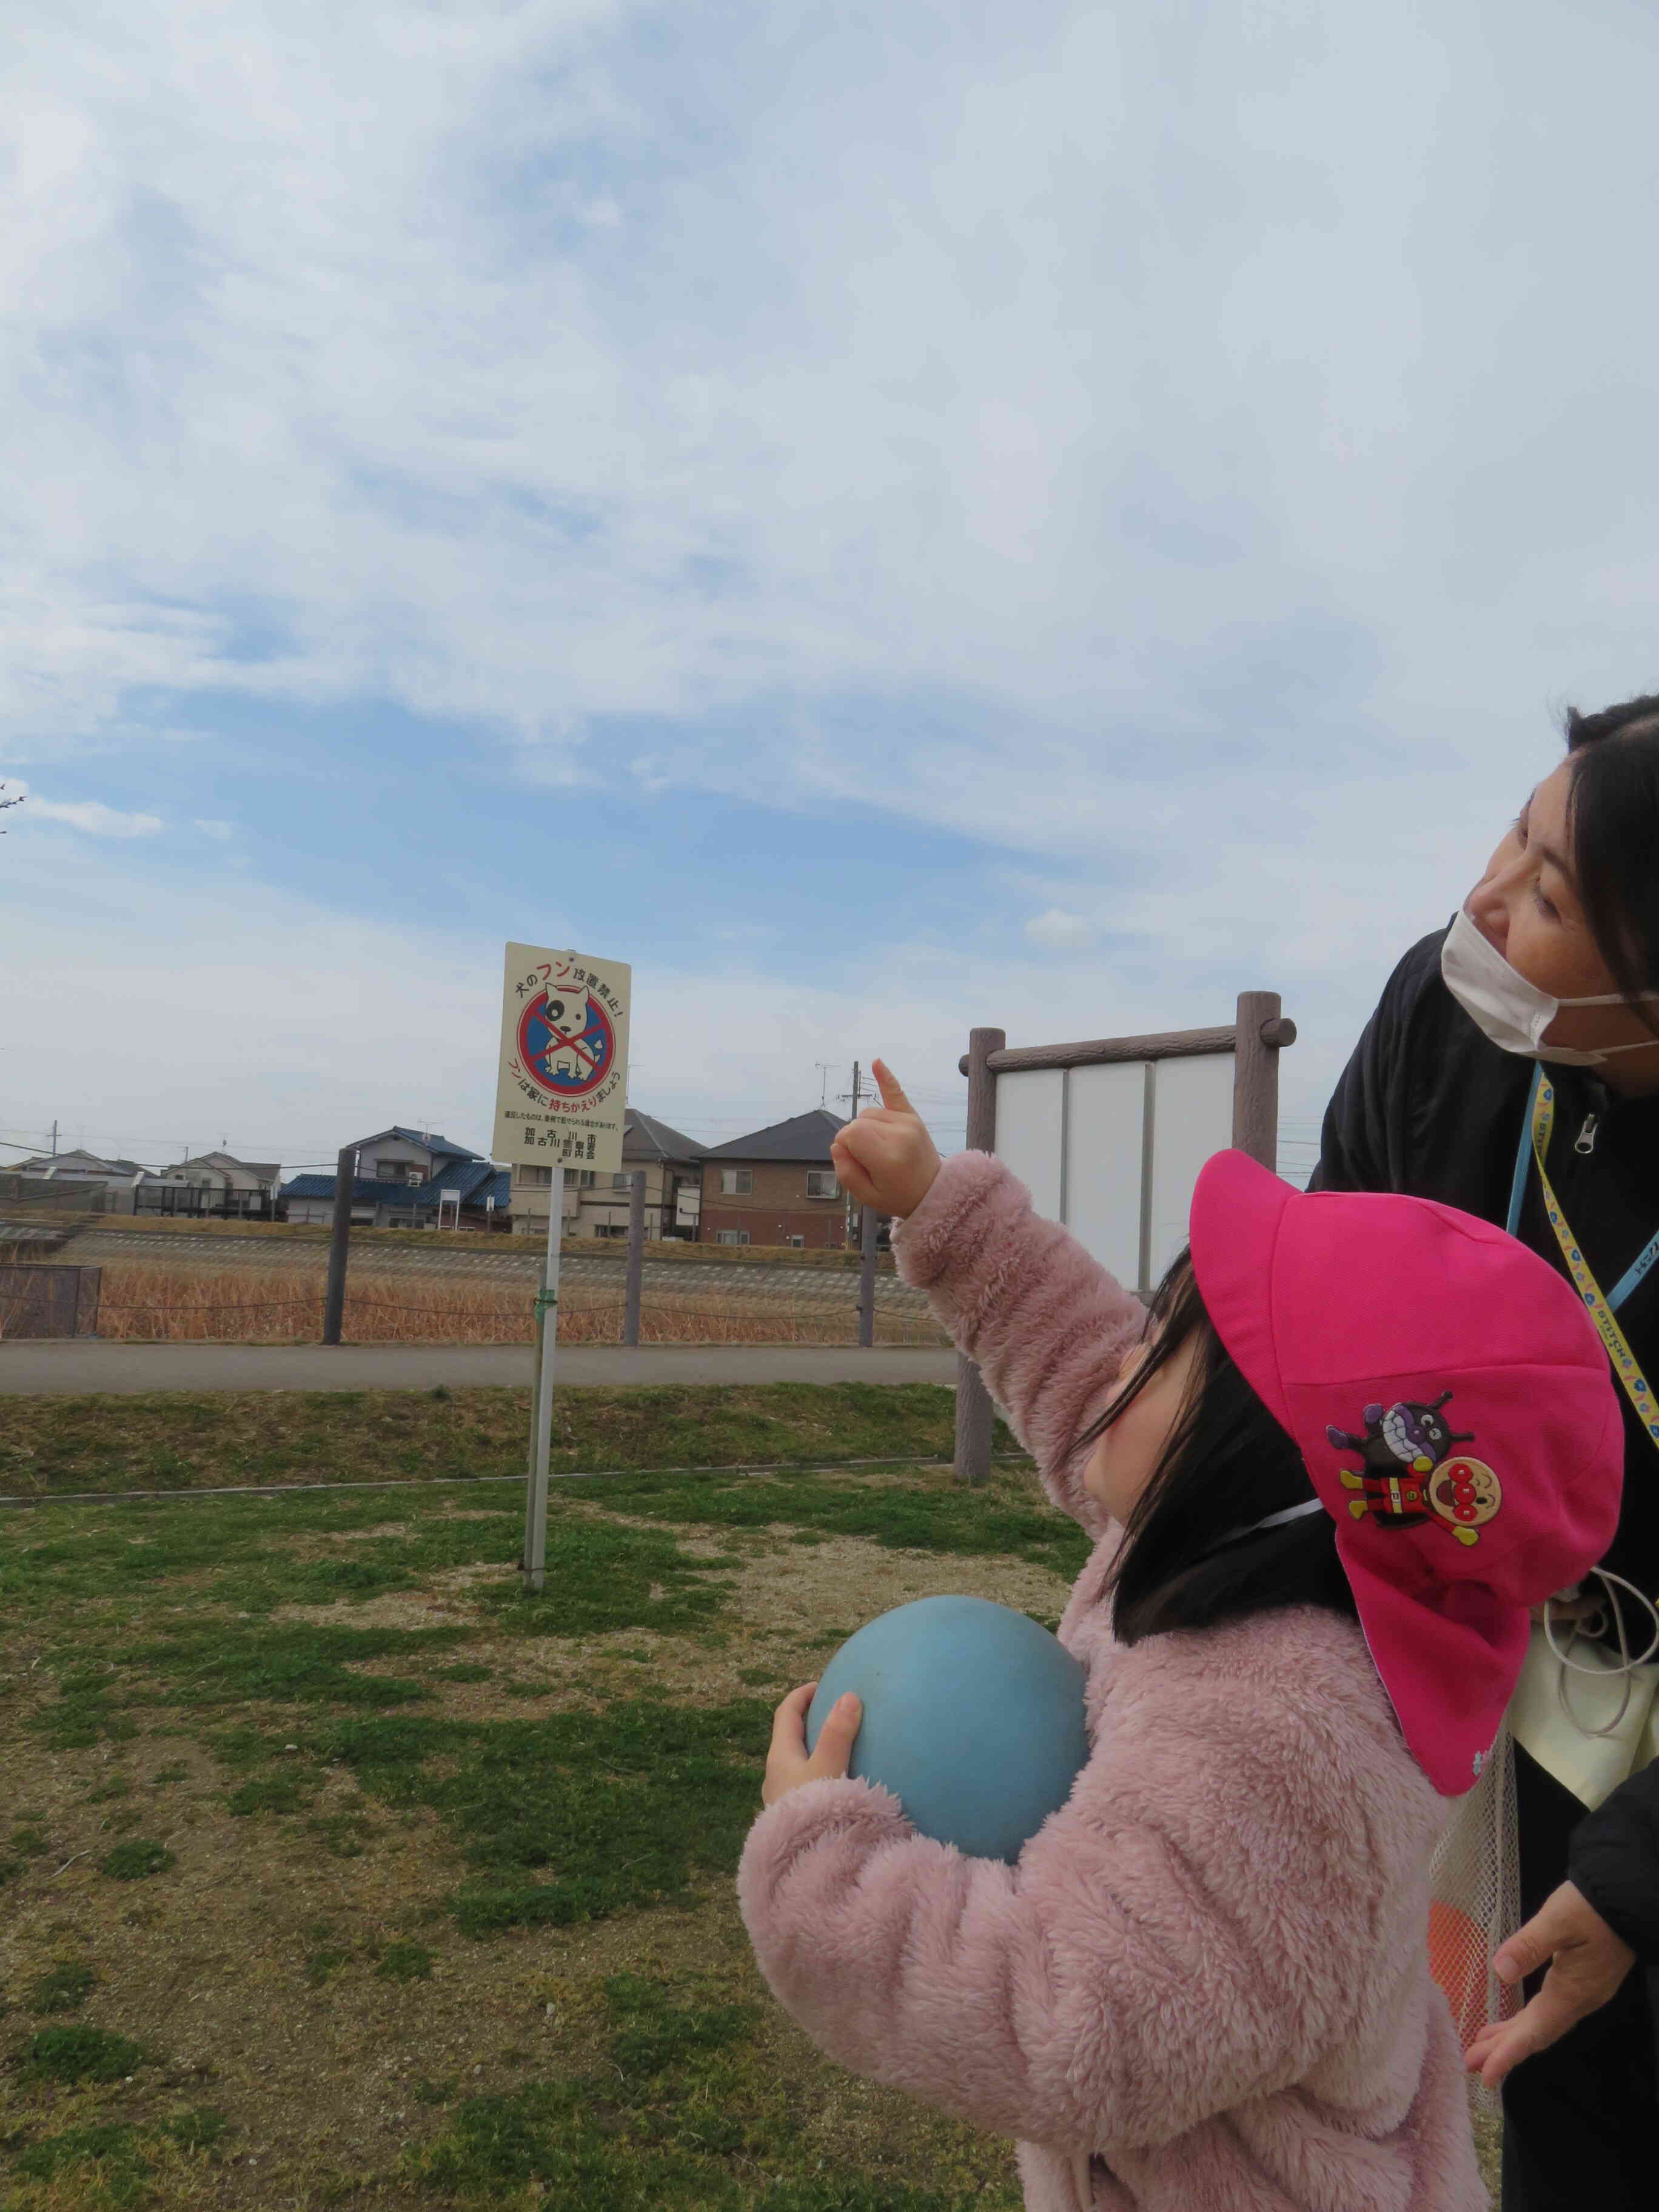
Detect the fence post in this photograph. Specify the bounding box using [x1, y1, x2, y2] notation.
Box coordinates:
[322, 1145, 356, 1346]
[623, 1170, 646, 1345]
[954, 1025, 1006, 1486]
[1232, 992, 1297, 1170]
[857, 1204, 877, 1346]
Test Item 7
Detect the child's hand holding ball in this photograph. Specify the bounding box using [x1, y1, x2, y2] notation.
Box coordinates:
[830, 1060, 941, 1220]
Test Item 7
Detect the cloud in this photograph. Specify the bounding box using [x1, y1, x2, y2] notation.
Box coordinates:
[3, 0, 1658, 1192]
[7, 0, 1657, 789]
[1, 823, 1365, 1175]
[193, 817, 233, 839]
[18, 794, 163, 837]
[1025, 908, 1095, 950]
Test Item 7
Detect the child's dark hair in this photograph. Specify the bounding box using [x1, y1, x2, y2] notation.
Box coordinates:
[1073, 1248, 1358, 1646]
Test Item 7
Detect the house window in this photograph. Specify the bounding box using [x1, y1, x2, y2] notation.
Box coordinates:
[785, 1235, 805, 1248]
[720, 1168, 752, 1195]
[611, 1173, 632, 1190]
[715, 1228, 750, 1246]
[519, 1165, 552, 1186]
[805, 1170, 838, 1199]
[574, 1170, 597, 1189]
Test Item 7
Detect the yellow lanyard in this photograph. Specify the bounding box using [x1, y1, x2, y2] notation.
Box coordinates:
[1529, 1072, 1659, 1455]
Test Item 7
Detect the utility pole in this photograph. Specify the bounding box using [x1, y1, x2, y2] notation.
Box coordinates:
[50, 1120, 57, 1157]
[840, 1062, 863, 1247]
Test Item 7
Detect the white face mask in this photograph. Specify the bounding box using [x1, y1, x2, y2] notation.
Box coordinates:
[1440, 907, 1659, 1066]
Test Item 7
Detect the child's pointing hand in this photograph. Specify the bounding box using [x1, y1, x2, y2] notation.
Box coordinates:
[762, 1683, 864, 1807]
[830, 1059, 942, 1219]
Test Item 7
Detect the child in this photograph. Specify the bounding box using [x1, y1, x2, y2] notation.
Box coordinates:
[737, 1063, 1624, 2212]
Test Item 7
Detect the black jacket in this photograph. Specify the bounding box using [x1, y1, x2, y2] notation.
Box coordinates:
[1312, 926, 1659, 1959]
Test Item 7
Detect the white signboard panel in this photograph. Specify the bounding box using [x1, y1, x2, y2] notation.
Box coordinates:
[993, 1050, 1235, 1295]
[494, 942, 632, 1175]
[1146, 1052, 1236, 1287]
[994, 1070, 1065, 1224]
[1062, 1061, 1147, 1289]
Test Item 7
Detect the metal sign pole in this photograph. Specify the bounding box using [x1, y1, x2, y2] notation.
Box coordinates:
[522, 1164, 564, 1593]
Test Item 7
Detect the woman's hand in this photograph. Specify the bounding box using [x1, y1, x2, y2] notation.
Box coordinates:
[1463, 1880, 1638, 2086]
[762, 1683, 864, 1807]
[830, 1060, 942, 1219]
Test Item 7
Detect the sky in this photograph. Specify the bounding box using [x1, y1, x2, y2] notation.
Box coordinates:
[5, 0, 1659, 1190]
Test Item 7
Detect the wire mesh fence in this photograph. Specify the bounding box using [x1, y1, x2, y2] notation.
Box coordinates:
[85, 1259, 947, 1347]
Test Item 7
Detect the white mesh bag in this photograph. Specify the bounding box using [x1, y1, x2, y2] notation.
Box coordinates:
[1426, 1717, 1522, 2125]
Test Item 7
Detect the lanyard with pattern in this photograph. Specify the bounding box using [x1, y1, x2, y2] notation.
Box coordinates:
[1508, 1064, 1659, 1455]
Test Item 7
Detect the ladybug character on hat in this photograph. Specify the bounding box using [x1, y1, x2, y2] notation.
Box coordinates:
[1325, 1395, 1501, 1546]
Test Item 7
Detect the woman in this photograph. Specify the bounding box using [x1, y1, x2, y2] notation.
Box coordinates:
[1311, 692, 1659, 2210]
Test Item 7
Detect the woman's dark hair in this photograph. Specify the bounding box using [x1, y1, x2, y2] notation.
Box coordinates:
[1561, 694, 1659, 1032]
[1073, 1248, 1357, 1646]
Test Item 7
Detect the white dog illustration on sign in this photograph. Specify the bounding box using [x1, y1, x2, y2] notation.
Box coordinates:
[541, 985, 591, 1081]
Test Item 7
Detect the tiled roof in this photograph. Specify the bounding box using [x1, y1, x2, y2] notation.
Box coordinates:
[379, 1125, 481, 1159]
[699, 1108, 847, 1164]
[623, 1109, 702, 1164]
[280, 1159, 509, 1212]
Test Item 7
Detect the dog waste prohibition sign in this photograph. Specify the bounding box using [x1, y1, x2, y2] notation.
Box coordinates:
[493, 942, 631, 1176]
[495, 942, 632, 1597]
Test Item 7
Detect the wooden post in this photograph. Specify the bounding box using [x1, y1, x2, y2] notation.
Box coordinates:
[623, 1169, 646, 1344]
[322, 1145, 356, 1345]
[954, 1025, 1005, 1486]
[1232, 992, 1297, 1170]
[857, 1204, 877, 1346]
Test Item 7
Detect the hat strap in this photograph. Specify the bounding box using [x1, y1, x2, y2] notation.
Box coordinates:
[1205, 1495, 1326, 1554]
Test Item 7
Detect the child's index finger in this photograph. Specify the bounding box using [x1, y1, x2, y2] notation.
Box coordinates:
[871, 1059, 916, 1116]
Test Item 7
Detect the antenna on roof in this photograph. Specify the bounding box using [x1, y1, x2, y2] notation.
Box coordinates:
[815, 1062, 834, 1108]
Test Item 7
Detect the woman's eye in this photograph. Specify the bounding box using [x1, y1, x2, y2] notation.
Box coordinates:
[1532, 883, 1558, 921]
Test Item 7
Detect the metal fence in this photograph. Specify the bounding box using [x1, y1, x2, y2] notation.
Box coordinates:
[1, 1173, 942, 1349]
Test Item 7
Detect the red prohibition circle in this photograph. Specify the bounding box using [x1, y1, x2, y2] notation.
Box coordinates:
[517, 990, 617, 1101]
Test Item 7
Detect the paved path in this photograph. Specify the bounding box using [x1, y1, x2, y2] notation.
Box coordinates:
[0, 1342, 959, 1395]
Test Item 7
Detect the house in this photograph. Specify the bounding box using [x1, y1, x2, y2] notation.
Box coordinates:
[697, 1108, 849, 1248]
[280, 1127, 512, 1230]
[133, 1151, 281, 1220]
[8, 1150, 153, 1214]
[511, 1108, 703, 1242]
[8, 1145, 280, 1219]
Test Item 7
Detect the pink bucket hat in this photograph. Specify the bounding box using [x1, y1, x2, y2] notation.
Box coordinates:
[1189, 1151, 1626, 1796]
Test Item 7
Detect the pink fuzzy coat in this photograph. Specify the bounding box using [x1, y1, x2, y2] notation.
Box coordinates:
[737, 1152, 1487, 2212]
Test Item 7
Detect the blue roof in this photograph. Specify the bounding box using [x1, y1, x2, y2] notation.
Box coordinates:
[281, 1161, 510, 1212]
[382, 1125, 481, 1159]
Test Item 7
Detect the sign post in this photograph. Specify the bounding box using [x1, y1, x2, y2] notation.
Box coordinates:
[494, 942, 631, 1593]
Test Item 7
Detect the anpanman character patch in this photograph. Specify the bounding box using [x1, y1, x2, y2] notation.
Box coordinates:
[1326, 1392, 1503, 1548]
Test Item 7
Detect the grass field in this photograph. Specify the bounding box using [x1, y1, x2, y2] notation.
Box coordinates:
[82, 1265, 943, 1348]
[0, 1383, 979, 1501]
[0, 1386, 1501, 2207]
[0, 1392, 1076, 2210]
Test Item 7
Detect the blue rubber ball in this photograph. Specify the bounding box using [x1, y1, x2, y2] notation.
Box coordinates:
[804, 1595, 1089, 1863]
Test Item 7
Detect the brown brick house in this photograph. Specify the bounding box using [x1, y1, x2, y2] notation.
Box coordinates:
[697, 1108, 850, 1248]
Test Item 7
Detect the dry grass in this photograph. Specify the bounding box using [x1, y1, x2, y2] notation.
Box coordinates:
[91, 1263, 947, 1349]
